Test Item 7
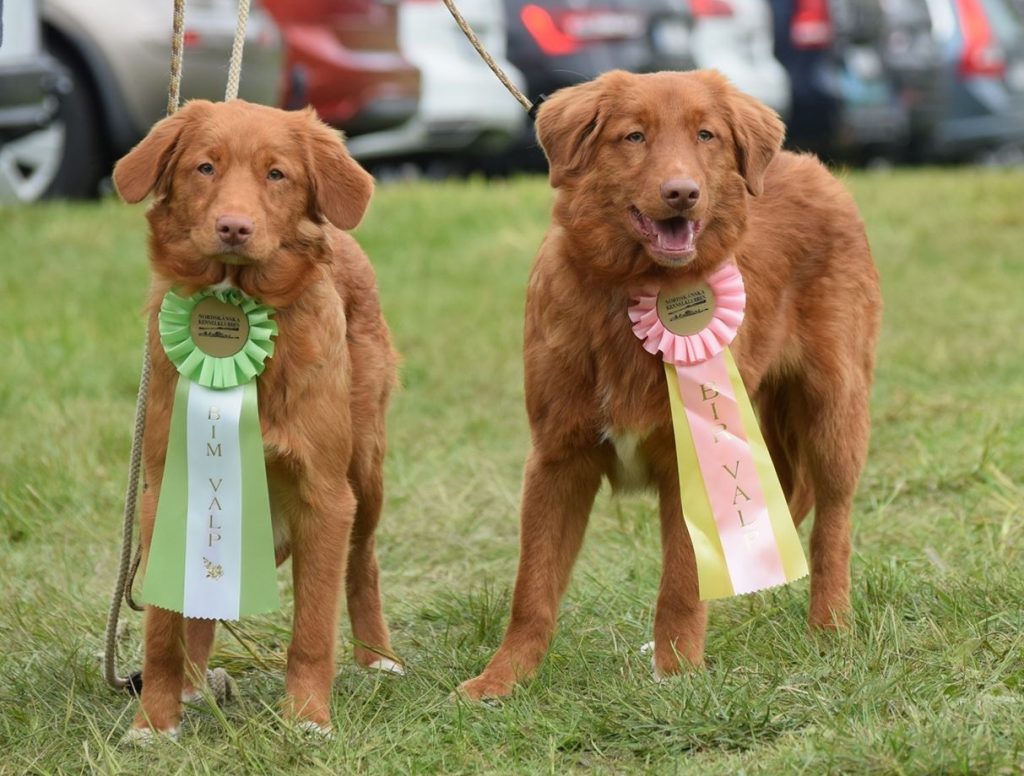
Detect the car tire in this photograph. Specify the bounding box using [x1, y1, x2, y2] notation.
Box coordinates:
[43, 39, 105, 199]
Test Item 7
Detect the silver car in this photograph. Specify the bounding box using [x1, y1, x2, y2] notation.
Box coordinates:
[39, 0, 282, 198]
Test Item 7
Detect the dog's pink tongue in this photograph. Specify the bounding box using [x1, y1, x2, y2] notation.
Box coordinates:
[653, 218, 696, 251]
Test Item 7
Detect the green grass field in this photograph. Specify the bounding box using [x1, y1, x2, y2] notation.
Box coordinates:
[1, 168, 1022, 775]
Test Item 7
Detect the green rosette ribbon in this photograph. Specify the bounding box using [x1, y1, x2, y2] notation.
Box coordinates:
[143, 287, 280, 620]
[159, 288, 277, 389]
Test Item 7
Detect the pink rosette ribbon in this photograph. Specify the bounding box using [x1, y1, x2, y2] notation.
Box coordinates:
[629, 263, 808, 600]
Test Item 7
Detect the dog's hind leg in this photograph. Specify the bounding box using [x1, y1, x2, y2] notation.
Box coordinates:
[182, 619, 217, 701]
[651, 457, 707, 678]
[800, 378, 871, 630]
[283, 481, 356, 730]
[757, 381, 815, 525]
[457, 449, 603, 700]
[346, 447, 398, 673]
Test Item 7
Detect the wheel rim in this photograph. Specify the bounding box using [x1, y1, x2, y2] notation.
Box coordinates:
[0, 123, 66, 203]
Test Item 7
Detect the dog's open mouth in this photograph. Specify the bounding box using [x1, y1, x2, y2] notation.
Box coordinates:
[629, 207, 702, 261]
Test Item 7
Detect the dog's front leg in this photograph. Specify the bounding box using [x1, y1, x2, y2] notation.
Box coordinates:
[458, 449, 603, 700]
[283, 481, 356, 731]
[130, 485, 187, 738]
[652, 467, 707, 679]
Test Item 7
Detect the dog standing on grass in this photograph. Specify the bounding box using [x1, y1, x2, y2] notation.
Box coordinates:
[113, 99, 400, 739]
[458, 69, 882, 700]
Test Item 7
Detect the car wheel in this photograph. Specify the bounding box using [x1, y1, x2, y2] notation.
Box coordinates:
[43, 41, 105, 199]
[0, 123, 66, 203]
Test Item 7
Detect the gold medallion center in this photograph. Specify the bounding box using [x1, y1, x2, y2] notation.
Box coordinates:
[190, 297, 250, 358]
[656, 281, 717, 337]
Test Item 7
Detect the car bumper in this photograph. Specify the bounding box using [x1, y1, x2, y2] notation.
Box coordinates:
[0, 56, 65, 140]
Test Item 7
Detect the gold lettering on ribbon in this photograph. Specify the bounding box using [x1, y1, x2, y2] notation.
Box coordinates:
[209, 478, 222, 492]
[208, 407, 221, 421]
[208, 513, 222, 546]
[207, 442, 222, 457]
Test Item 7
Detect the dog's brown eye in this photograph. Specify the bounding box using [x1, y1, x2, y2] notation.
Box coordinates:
[625, 131, 645, 144]
[267, 168, 285, 181]
[197, 162, 214, 175]
[698, 129, 714, 143]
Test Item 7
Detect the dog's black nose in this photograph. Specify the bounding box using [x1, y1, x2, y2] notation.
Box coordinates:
[661, 178, 700, 210]
[216, 215, 254, 246]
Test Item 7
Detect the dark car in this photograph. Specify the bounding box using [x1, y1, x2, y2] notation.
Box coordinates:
[499, 0, 696, 169]
[769, 0, 911, 160]
[922, 0, 1024, 159]
[0, 0, 67, 202]
[876, 0, 943, 157]
[262, 0, 421, 136]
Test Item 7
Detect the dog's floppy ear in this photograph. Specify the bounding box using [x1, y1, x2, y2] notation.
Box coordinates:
[303, 109, 374, 230]
[724, 86, 785, 197]
[113, 100, 211, 203]
[535, 74, 619, 188]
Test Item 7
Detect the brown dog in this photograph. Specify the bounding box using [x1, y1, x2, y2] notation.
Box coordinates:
[458, 70, 882, 700]
[113, 100, 399, 738]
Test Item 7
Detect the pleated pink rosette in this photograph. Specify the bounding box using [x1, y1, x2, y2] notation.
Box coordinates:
[628, 262, 746, 365]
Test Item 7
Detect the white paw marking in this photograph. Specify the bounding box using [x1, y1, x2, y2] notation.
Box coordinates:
[294, 720, 335, 740]
[367, 658, 405, 676]
[121, 726, 181, 746]
[639, 641, 667, 683]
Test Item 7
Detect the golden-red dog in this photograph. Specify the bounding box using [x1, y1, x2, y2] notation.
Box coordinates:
[113, 100, 399, 738]
[458, 70, 882, 700]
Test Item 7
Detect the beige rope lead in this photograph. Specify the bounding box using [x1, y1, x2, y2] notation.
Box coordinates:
[166, 0, 186, 115]
[103, 0, 187, 694]
[440, 0, 534, 114]
[225, 0, 251, 101]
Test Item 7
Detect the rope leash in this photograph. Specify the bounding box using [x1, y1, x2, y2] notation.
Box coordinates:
[103, 0, 251, 701]
[439, 0, 543, 117]
[225, 0, 251, 102]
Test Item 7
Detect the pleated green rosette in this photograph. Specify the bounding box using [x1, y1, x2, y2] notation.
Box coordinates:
[159, 288, 277, 388]
[143, 287, 280, 620]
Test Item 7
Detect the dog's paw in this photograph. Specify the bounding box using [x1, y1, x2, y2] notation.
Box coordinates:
[454, 674, 515, 703]
[366, 657, 405, 676]
[120, 725, 181, 747]
[638, 641, 667, 683]
[292, 720, 335, 741]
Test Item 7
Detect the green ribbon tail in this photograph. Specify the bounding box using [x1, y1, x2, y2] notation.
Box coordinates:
[238, 381, 279, 616]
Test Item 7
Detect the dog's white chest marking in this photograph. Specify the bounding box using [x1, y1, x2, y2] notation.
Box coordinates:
[605, 428, 652, 489]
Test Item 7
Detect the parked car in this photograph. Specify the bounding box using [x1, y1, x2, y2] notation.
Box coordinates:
[39, 0, 282, 199]
[262, 0, 420, 137]
[0, 0, 67, 203]
[689, 0, 791, 117]
[501, 0, 696, 169]
[770, 0, 916, 160]
[875, 0, 943, 156]
[922, 0, 1024, 159]
[346, 0, 526, 169]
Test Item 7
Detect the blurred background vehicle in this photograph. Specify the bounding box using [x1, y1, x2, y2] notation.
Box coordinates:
[689, 0, 791, 117]
[263, 0, 421, 137]
[346, 0, 526, 173]
[876, 0, 943, 158]
[498, 0, 697, 169]
[0, 0, 67, 203]
[769, 0, 911, 160]
[922, 0, 1024, 160]
[38, 0, 282, 199]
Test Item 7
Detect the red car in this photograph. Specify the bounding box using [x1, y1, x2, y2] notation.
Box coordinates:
[263, 0, 420, 135]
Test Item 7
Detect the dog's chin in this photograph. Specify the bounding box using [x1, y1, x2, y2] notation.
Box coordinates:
[628, 207, 702, 269]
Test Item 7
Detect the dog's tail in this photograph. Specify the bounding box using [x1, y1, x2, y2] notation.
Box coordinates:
[756, 382, 815, 526]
